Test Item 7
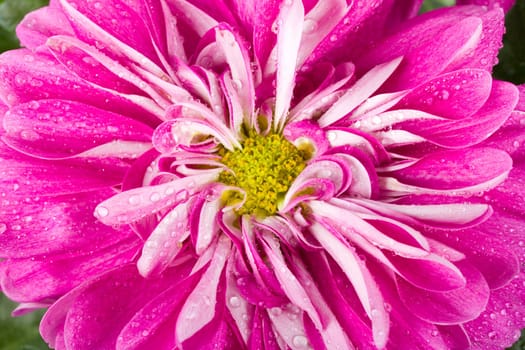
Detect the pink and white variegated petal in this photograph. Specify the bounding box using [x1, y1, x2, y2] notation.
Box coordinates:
[215, 24, 255, 118]
[288, 63, 355, 123]
[46, 36, 172, 109]
[281, 159, 347, 211]
[116, 271, 201, 350]
[94, 170, 220, 225]
[225, 258, 253, 345]
[261, 233, 354, 349]
[191, 190, 222, 255]
[353, 198, 492, 229]
[175, 236, 231, 343]
[274, 0, 304, 130]
[57, 0, 164, 68]
[397, 261, 490, 324]
[165, 0, 219, 38]
[137, 200, 191, 277]
[310, 200, 430, 257]
[309, 222, 389, 348]
[283, 120, 331, 158]
[296, 0, 347, 67]
[0, 50, 161, 126]
[318, 56, 403, 127]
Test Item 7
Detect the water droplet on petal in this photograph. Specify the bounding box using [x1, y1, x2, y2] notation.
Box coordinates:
[0, 223, 6, 234]
[329, 34, 338, 42]
[150, 192, 161, 202]
[97, 206, 109, 217]
[303, 19, 318, 34]
[229, 296, 241, 308]
[488, 331, 497, 339]
[292, 335, 309, 348]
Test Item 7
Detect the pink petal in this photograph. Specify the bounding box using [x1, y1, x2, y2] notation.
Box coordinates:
[396, 69, 492, 120]
[358, 16, 483, 90]
[464, 274, 525, 349]
[57, 0, 161, 65]
[310, 222, 389, 348]
[176, 236, 231, 343]
[456, 0, 515, 13]
[94, 171, 219, 225]
[318, 57, 402, 127]
[395, 80, 519, 148]
[16, 5, 74, 49]
[116, 271, 201, 350]
[0, 49, 160, 125]
[137, 200, 191, 277]
[1, 234, 138, 302]
[3, 99, 152, 159]
[385, 147, 512, 192]
[0, 189, 132, 258]
[274, 0, 304, 129]
[397, 261, 490, 324]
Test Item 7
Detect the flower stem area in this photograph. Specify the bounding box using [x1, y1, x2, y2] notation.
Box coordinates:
[0, 293, 48, 350]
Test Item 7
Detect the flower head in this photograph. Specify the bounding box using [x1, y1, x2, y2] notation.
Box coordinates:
[1, 0, 525, 349]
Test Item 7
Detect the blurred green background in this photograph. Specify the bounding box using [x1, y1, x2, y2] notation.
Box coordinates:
[0, 0, 524, 349]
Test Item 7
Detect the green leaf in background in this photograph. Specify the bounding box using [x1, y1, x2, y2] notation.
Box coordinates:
[0, 0, 524, 350]
[493, 0, 525, 84]
[0, 0, 49, 51]
[0, 294, 48, 350]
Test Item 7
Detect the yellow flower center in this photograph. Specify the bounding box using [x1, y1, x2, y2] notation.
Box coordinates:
[218, 132, 307, 216]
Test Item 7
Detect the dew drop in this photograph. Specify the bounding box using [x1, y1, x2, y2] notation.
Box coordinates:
[229, 296, 241, 308]
[150, 192, 161, 202]
[20, 130, 40, 141]
[488, 331, 497, 339]
[128, 195, 140, 205]
[0, 223, 6, 234]
[141, 330, 150, 337]
[431, 330, 439, 337]
[270, 307, 282, 316]
[97, 206, 109, 217]
[327, 131, 337, 142]
[292, 335, 308, 348]
[513, 140, 520, 148]
[303, 19, 318, 34]
[329, 34, 338, 42]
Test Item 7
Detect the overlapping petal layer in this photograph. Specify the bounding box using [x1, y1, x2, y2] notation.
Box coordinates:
[0, 1, 524, 350]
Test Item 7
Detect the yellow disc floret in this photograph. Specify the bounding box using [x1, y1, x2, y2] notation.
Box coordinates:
[219, 131, 307, 217]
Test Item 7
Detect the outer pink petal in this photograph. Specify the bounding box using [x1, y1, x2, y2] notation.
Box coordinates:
[456, 0, 515, 14]
[0, 50, 160, 126]
[394, 80, 518, 148]
[386, 147, 512, 191]
[16, 6, 74, 49]
[396, 69, 492, 120]
[397, 261, 490, 324]
[61, 265, 184, 350]
[464, 274, 525, 349]
[0, 234, 138, 302]
[0, 189, 131, 258]
[3, 99, 152, 159]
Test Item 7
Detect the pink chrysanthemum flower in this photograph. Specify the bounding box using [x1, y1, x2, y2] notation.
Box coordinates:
[1, 0, 525, 349]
